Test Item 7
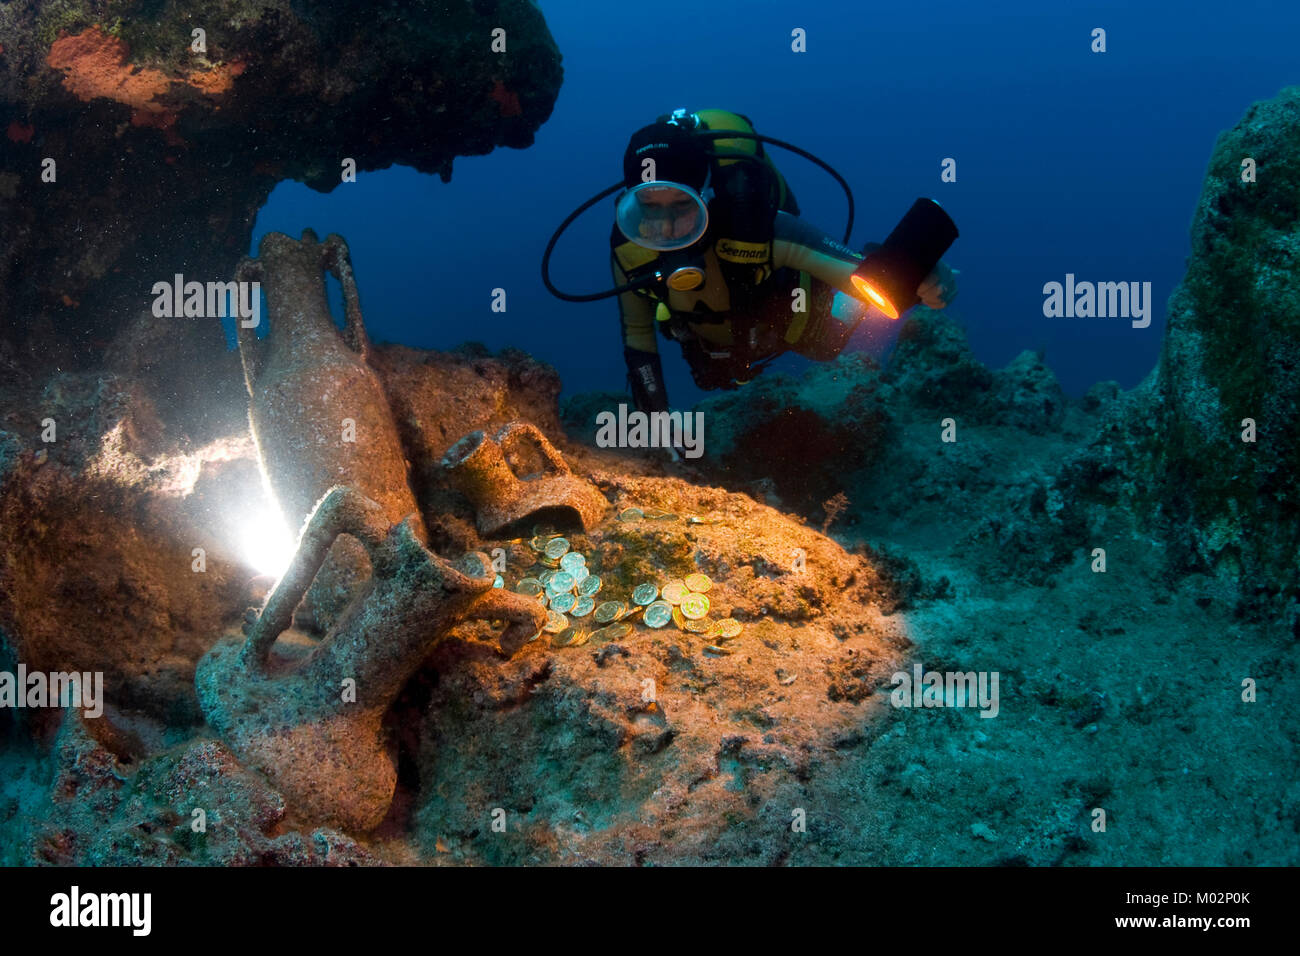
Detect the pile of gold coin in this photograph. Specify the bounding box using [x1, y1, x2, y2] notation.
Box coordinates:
[516, 528, 607, 645]
[508, 525, 742, 652]
[623, 572, 744, 648]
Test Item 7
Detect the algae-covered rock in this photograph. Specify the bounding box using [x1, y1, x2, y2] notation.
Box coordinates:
[885, 308, 995, 411]
[560, 390, 628, 447]
[990, 350, 1067, 433]
[0, 0, 563, 372]
[1156, 87, 1300, 593]
[0, 370, 251, 724]
[1044, 87, 1300, 620]
[16, 706, 378, 866]
[688, 352, 894, 511]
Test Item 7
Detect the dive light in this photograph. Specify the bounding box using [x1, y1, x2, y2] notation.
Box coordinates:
[850, 198, 959, 319]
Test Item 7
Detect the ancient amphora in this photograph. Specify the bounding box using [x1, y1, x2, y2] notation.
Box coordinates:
[235, 229, 422, 629]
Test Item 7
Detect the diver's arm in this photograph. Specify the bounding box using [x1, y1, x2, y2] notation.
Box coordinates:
[772, 212, 871, 295]
[774, 212, 957, 308]
[613, 255, 670, 414]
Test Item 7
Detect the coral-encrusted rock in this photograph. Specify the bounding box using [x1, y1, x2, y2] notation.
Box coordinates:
[0, 0, 563, 371]
[885, 309, 995, 410]
[373, 342, 565, 464]
[561, 390, 630, 447]
[990, 350, 1067, 433]
[406, 473, 910, 865]
[687, 352, 894, 511]
[19, 706, 378, 865]
[0, 370, 251, 723]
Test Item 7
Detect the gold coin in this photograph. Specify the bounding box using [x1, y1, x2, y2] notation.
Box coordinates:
[683, 573, 712, 593]
[544, 537, 570, 560]
[671, 605, 686, 629]
[680, 592, 710, 619]
[632, 583, 659, 605]
[594, 600, 625, 624]
[568, 628, 592, 648]
[641, 507, 668, 519]
[543, 610, 569, 633]
[546, 571, 575, 595]
[683, 617, 711, 634]
[644, 601, 673, 629]
[529, 535, 550, 552]
[715, 618, 743, 639]
[604, 622, 632, 641]
[660, 580, 688, 605]
[516, 578, 544, 597]
[703, 644, 733, 656]
[617, 507, 644, 521]
[551, 626, 579, 648]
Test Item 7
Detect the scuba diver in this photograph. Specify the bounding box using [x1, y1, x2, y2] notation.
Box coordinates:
[542, 107, 960, 417]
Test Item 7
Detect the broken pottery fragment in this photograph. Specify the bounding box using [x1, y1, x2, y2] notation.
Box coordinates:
[442, 421, 607, 534]
[196, 487, 546, 832]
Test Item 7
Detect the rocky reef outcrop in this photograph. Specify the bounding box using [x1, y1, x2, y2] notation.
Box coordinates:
[0, 342, 253, 726]
[655, 311, 1076, 575]
[1056, 86, 1300, 629]
[0, 0, 562, 372]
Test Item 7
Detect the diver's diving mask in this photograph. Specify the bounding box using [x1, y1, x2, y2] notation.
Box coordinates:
[614, 181, 709, 251]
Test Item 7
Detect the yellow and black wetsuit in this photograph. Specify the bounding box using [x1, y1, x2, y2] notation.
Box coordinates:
[614, 109, 877, 413]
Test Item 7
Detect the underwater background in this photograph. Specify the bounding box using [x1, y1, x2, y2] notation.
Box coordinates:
[252, 0, 1300, 404]
[0, 0, 1298, 869]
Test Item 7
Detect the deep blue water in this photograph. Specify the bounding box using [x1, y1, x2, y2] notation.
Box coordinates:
[248, 0, 1300, 407]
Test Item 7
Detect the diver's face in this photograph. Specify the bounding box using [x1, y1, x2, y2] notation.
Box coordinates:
[637, 188, 701, 241]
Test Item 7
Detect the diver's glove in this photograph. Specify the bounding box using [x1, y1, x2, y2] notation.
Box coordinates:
[917, 260, 960, 309]
[625, 347, 670, 414]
